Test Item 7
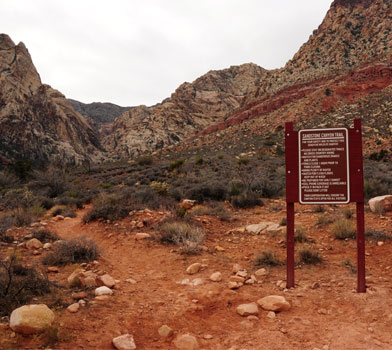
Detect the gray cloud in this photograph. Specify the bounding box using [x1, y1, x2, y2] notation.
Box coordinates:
[1, 0, 332, 106]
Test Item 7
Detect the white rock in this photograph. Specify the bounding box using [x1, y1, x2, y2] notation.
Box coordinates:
[10, 304, 55, 335]
[255, 268, 268, 277]
[173, 333, 199, 350]
[192, 278, 203, 286]
[67, 303, 80, 313]
[210, 272, 222, 282]
[368, 195, 392, 213]
[186, 263, 201, 275]
[266, 223, 282, 233]
[112, 334, 136, 350]
[95, 286, 113, 296]
[267, 311, 276, 319]
[232, 263, 243, 273]
[99, 274, 116, 288]
[135, 232, 151, 240]
[43, 243, 52, 249]
[236, 303, 259, 316]
[245, 223, 267, 234]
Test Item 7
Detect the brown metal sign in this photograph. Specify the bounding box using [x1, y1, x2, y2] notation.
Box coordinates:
[299, 128, 350, 204]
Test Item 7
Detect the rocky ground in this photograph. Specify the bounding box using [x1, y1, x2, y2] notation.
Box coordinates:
[1, 198, 392, 350]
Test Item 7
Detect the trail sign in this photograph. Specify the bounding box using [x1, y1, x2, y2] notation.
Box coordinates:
[285, 119, 366, 293]
[299, 128, 350, 204]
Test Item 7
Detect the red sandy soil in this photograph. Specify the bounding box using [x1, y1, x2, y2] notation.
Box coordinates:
[1, 199, 392, 350]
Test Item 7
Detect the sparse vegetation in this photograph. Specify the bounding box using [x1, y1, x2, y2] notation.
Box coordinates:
[0, 250, 51, 316]
[231, 191, 263, 209]
[157, 221, 205, 254]
[365, 228, 392, 241]
[333, 219, 356, 240]
[342, 258, 356, 274]
[254, 251, 283, 267]
[42, 236, 99, 266]
[316, 214, 334, 227]
[32, 228, 60, 243]
[298, 246, 323, 265]
[295, 226, 314, 243]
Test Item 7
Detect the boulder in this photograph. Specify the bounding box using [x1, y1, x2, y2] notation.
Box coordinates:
[9, 304, 55, 334]
[112, 334, 136, 350]
[181, 199, 196, 210]
[210, 272, 222, 282]
[257, 295, 291, 312]
[25, 238, 43, 250]
[67, 303, 80, 313]
[368, 195, 392, 213]
[173, 333, 199, 350]
[236, 303, 259, 316]
[158, 325, 173, 338]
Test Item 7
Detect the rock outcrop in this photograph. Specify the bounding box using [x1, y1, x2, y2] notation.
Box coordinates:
[0, 34, 104, 165]
[9, 304, 55, 334]
[104, 63, 267, 158]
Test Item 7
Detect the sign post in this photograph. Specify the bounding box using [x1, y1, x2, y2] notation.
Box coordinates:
[285, 119, 365, 292]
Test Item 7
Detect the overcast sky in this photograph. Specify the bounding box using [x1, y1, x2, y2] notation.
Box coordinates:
[2, 0, 332, 107]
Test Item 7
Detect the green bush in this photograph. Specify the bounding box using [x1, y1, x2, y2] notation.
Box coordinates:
[150, 181, 170, 195]
[187, 182, 227, 203]
[32, 228, 60, 243]
[83, 193, 130, 223]
[170, 158, 185, 170]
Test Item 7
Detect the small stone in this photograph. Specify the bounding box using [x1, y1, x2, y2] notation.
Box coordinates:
[95, 286, 113, 296]
[236, 270, 248, 278]
[236, 303, 259, 316]
[99, 274, 116, 288]
[71, 291, 88, 300]
[267, 311, 276, 319]
[311, 282, 320, 289]
[47, 266, 59, 273]
[158, 325, 173, 338]
[67, 303, 80, 313]
[230, 276, 245, 283]
[192, 278, 203, 286]
[210, 272, 222, 282]
[25, 238, 43, 250]
[186, 263, 202, 275]
[94, 295, 110, 301]
[232, 264, 243, 274]
[247, 315, 259, 321]
[203, 334, 213, 340]
[318, 308, 327, 315]
[377, 241, 384, 246]
[53, 215, 65, 221]
[67, 268, 83, 287]
[112, 334, 136, 350]
[215, 245, 225, 252]
[228, 281, 241, 289]
[257, 295, 291, 312]
[79, 300, 86, 306]
[126, 278, 137, 284]
[43, 243, 52, 249]
[173, 333, 199, 350]
[135, 233, 151, 240]
[255, 268, 268, 277]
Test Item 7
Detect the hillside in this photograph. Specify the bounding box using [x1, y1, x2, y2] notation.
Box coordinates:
[0, 34, 104, 165]
[105, 0, 391, 160]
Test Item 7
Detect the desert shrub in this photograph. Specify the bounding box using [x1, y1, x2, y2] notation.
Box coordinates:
[312, 205, 326, 213]
[187, 182, 227, 203]
[190, 202, 231, 221]
[150, 181, 170, 195]
[2, 208, 34, 228]
[100, 183, 113, 189]
[0, 187, 35, 210]
[0, 214, 14, 243]
[0, 252, 51, 316]
[294, 226, 314, 243]
[195, 156, 204, 165]
[254, 251, 283, 267]
[42, 236, 99, 266]
[9, 160, 32, 180]
[27, 201, 46, 217]
[170, 158, 185, 170]
[0, 171, 20, 189]
[157, 221, 205, 254]
[52, 207, 76, 218]
[237, 158, 250, 166]
[32, 228, 60, 243]
[365, 228, 392, 241]
[229, 179, 245, 196]
[342, 208, 354, 219]
[38, 196, 55, 210]
[137, 155, 153, 166]
[29, 167, 69, 198]
[298, 246, 323, 265]
[316, 214, 334, 226]
[280, 217, 287, 226]
[231, 191, 263, 209]
[83, 193, 130, 223]
[342, 258, 356, 273]
[333, 219, 356, 240]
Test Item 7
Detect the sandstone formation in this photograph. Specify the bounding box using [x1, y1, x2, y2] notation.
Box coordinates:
[0, 34, 104, 165]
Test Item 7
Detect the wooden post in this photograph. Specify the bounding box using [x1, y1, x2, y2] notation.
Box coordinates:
[286, 202, 295, 288]
[356, 202, 366, 292]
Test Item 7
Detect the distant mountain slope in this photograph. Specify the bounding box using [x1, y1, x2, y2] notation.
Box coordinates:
[104, 63, 268, 158]
[68, 99, 131, 124]
[0, 34, 104, 165]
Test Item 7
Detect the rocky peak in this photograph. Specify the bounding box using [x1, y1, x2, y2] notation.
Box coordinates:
[331, 0, 374, 8]
[0, 34, 104, 164]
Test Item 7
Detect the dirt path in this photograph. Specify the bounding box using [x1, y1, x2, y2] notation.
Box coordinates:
[3, 201, 392, 349]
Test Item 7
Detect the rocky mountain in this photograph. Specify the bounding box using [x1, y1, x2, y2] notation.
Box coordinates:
[104, 63, 267, 158]
[0, 34, 104, 165]
[106, 0, 391, 159]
